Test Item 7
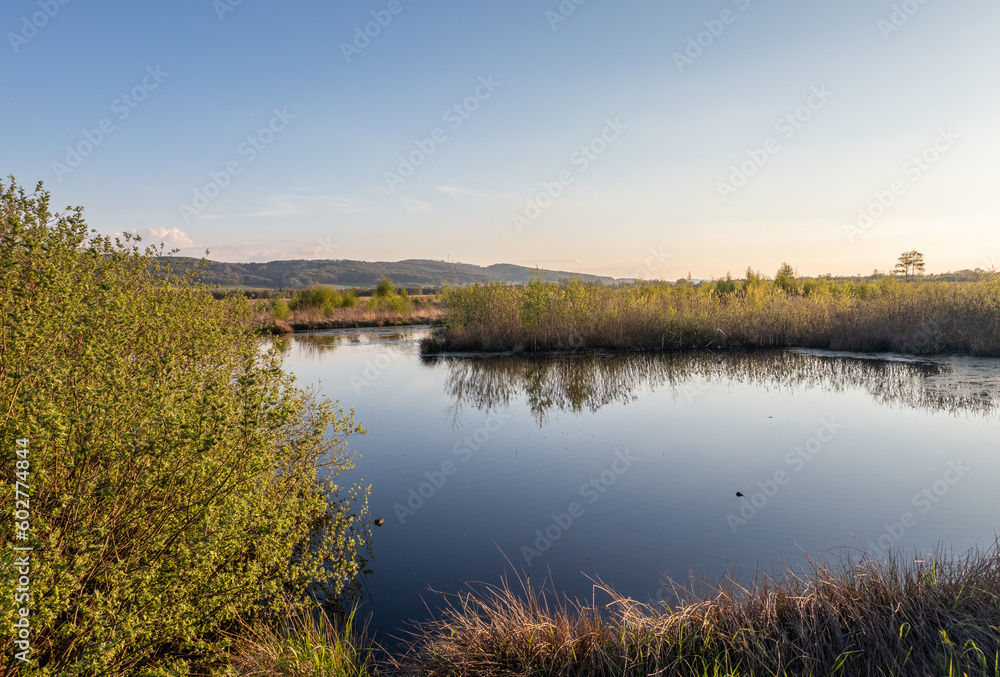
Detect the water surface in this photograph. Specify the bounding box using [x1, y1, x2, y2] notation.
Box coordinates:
[279, 326, 1000, 639]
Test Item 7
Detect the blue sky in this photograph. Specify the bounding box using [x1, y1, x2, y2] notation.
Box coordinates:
[3, 0, 998, 279]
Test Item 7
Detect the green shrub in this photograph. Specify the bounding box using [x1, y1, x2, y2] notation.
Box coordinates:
[774, 262, 797, 294]
[373, 276, 395, 299]
[341, 288, 360, 308]
[366, 277, 413, 314]
[713, 272, 738, 296]
[272, 297, 292, 320]
[291, 284, 343, 313]
[0, 178, 371, 675]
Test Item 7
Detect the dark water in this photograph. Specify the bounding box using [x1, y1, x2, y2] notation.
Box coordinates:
[278, 326, 1000, 641]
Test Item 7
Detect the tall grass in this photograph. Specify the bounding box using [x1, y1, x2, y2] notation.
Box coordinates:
[396, 543, 1000, 677]
[425, 275, 1000, 356]
[228, 604, 374, 677]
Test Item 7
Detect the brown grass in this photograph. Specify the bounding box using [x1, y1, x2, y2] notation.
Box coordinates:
[393, 543, 1000, 677]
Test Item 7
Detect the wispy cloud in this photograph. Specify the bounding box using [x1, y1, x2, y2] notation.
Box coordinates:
[394, 194, 431, 215]
[199, 240, 323, 262]
[127, 226, 334, 262]
[198, 193, 370, 221]
[524, 257, 586, 268]
[435, 185, 513, 200]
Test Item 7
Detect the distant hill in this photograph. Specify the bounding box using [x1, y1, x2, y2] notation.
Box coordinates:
[159, 258, 615, 289]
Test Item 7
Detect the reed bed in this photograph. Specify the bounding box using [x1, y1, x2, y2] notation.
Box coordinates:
[423, 277, 1000, 356]
[394, 543, 1000, 677]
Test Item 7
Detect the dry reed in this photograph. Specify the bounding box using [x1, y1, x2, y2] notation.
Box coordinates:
[394, 543, 1000, 677]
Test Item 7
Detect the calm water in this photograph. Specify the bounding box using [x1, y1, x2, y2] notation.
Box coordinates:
[278, 326, 1000, 640]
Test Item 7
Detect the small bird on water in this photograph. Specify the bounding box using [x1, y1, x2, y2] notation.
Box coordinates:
[735, 492, 744, 497]
[374, 518, 384, 526]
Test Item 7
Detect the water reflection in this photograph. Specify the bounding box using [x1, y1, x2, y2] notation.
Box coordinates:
[284, 328, 417, 359]
[425, 350, 1000, 424]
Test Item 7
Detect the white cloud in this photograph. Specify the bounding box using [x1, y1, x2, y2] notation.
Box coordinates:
[140, 227, 195, 248]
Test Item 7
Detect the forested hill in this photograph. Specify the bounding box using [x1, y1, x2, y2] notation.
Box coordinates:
[159, 257, 615, 289]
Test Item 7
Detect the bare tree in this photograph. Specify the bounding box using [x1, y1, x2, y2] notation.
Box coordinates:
[893, 250, 925, 281]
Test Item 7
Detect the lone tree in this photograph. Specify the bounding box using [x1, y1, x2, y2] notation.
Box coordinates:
[894, 250, 925, 281]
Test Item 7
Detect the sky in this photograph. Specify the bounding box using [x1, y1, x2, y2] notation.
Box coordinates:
[2, 0, 998, 280]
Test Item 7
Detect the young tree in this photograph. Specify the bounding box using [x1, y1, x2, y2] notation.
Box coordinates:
[893, 250, 926, 281]
[774, 262, 797, 294]
[742, 266, 765, 291]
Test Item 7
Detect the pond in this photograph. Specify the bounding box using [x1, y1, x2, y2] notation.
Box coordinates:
[278, 325, 1000, 641]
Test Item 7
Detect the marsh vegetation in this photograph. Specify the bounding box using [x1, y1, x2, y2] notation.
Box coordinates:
[424, 266, 1000, 356]
[258, 279, 445, 333]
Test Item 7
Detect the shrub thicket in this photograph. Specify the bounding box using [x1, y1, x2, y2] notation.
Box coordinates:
[290, 284, 344, 316]
[0, 178, 370, 676]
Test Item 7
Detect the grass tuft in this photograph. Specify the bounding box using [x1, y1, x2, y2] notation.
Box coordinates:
[395, 543, 1000, 677]
[228, 604, 375, 677]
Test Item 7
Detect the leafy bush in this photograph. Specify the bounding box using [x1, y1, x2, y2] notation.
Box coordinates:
[0, 178, 371, 675]
[341, 288, 360, 308]
[272, 297, 292, 320]
[291, 285, 343, 314]
[374, 276, 395, 299]
[366, 277, 413, 314]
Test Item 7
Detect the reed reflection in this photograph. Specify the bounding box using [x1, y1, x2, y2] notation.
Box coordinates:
[425, 350, 1000, 425]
